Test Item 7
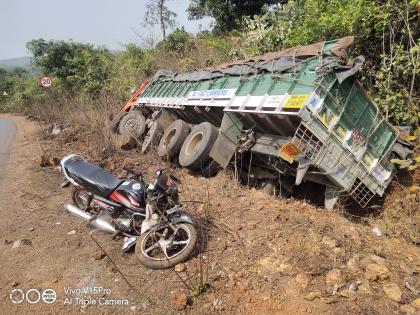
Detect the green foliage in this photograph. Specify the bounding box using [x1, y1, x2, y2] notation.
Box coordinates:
[107, 44, 157, 100]
[188, 0, 287, 32]
[157, 28, 196, 57]
[27, 39, 113, 96]
[238, 0, 420, 126]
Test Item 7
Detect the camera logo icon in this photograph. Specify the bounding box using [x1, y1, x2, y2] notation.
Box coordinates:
[10, 288, 57, 304]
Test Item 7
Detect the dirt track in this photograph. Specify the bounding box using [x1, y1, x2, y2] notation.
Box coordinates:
[0, 114, 419, 314]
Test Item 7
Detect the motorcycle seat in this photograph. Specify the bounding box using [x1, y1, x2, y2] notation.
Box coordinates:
[64, 158, 121, 197]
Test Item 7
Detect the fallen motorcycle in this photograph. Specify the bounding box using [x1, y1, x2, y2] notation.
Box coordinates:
[59, 154, 197, 269]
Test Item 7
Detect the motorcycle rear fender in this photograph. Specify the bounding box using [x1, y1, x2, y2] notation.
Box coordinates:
[60, 154, 80, 187]
[171, 213, 194, 225]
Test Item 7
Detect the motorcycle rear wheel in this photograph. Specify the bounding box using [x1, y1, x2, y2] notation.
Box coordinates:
[71, 187, 91, 210]
[135, 223, 197, 269]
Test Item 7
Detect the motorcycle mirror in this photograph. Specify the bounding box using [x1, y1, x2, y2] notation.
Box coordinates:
[170, 174, 181, 183]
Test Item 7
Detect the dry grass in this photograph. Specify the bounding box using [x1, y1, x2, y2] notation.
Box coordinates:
[27, 94, 121, 156]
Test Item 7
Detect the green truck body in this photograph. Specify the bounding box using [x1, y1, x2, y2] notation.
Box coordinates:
[134, 37, 405, 208]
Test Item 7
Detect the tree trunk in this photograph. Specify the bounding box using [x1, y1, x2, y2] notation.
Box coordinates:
[159, 0, 166, 39]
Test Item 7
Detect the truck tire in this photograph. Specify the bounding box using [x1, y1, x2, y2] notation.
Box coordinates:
[110, 112, 127, 133]
[158, 120, 190, 159]
[118, 110, 146, 137]
[179, 122, 218, 171]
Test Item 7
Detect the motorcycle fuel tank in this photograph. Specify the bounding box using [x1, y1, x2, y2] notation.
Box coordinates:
[112, 180, 146, 209]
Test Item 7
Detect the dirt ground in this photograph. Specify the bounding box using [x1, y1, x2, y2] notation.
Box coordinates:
[0, 114, 419, 314]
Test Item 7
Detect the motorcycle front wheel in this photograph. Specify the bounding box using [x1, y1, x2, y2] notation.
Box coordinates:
[135, 223, 197, 269]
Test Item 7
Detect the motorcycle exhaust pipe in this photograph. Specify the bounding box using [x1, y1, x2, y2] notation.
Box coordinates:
[64, 203, 117, 234]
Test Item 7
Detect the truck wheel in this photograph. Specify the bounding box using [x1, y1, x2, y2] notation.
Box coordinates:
[110, 112, 127, 133]
[179, 122, 218, 171]
[158, 120, 190, 160]
[118, 110, 146, 137]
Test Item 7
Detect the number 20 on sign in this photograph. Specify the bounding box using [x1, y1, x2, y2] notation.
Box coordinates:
[40, 76, 52, 88]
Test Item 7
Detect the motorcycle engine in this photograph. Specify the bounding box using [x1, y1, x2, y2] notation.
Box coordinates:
[114, 215, 132, 231]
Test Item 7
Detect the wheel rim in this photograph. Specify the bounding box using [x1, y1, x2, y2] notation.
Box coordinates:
[165, 128, 177, 147]
[140, 224, 191, 261]
[74, 189, 90, 209]
[185, 132, 203, 156]
[125, 118, 138, 131]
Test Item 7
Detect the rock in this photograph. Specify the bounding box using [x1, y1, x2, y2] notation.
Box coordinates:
[295, 273, 311, 288]
[348, 226, 362, 249]
[247, 223, 257, 230]
[170, 290, 188, 310]
[12, 239, 32, 248]
[32, 154, 59, 167]
[370, 255, 386, 265]
[11, 281, 19, 287]
[412, 298, 420, 309]
[365, 263, 389, 281]
[338, 289, 357, 301]
[358, 282, 373, 295]
[372, 227, 383, 237]
[326, 269, 343, 287]
[383, 282, 402, 302]
[93, 251, 106, 260]
[213, 298, 223, 306]
[227, 277, 236, 289]
[322, 236, 337, 248]
[305, 291, 323, 301]
[347, 254, 360, 272]
[67, 230, 76, 235]
[174, 263, 186, 272]
[401, 304, 416, 314]
[400, 262, 416, 276]
[4, 239, 13, 245]
[258, 257, 291, 274]
[349, 283, 358, 291]
[29, 227, 35, 231]
[237, 282, 248, 293]
[47, 123, 61, 135]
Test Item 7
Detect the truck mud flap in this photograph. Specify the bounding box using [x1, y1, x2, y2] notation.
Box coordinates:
[210, 113, 243, 168]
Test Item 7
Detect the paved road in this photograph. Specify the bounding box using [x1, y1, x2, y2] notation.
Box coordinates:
[0, 117, 17, 177]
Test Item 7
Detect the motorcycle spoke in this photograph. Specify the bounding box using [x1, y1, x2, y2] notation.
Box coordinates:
[144, 242, 159, 254]
[172, 240, 188, 245]
[158, 243, 169, 259]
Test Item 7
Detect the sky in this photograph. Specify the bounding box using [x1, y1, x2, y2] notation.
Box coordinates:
[0, 0, 212, 60]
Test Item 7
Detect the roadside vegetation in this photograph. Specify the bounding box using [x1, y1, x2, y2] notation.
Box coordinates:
[1, 0, 418, 129]
[0, 0, 418, 237]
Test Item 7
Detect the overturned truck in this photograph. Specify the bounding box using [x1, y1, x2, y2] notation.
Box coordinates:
[114, 36, 412, 209]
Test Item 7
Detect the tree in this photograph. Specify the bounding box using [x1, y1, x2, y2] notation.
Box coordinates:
[26, 39, 113, 96]
[187, 0, 287, 32]
[144, 0, 177, 39]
